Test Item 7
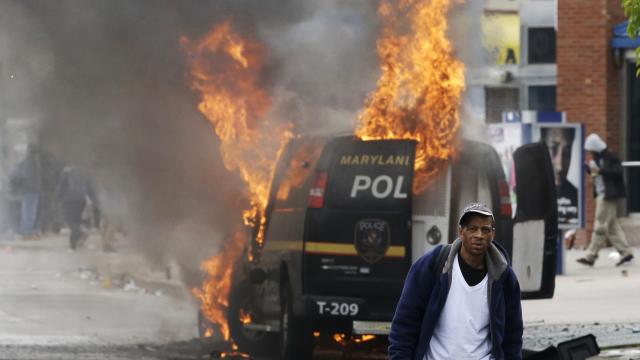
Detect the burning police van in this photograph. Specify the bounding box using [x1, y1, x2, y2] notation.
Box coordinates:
[219, 134, 558, 358]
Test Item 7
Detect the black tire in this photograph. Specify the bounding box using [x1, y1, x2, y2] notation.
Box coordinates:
[227, 280, 276, 355]
[279, 281, 313, 360]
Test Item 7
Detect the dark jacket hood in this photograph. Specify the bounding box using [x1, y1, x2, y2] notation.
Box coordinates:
[440, 238, 509, 281]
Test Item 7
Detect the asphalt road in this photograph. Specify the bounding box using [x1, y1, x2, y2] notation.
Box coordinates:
[2, 235, 640, 359]
[0, 235, 383, 359]
[0, 236, 199, 358]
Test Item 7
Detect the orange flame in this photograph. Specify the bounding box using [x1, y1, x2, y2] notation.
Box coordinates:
[332, 333, 377, 345]
[183, 21, 292, 341]
[239, 309, 252, 325]
[356, 0, 465, 193]
[182, 20, 293, 242]
[191, 229, 245, 341]
[354, 334, 377, 343]
[333, 333, 348, 345]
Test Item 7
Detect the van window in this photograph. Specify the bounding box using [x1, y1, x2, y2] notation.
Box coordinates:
[324, 139, 414, 210]
[451, 150, 494, 229]
[274, 137, 325, 210]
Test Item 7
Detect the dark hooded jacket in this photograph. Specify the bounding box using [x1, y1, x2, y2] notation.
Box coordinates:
[587, 149, 626, 200]
[388, 239, 523, 360]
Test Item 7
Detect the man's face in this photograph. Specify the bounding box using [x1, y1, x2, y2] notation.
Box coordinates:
[544, 128, 572, 186]
[458, 215, 494, 257]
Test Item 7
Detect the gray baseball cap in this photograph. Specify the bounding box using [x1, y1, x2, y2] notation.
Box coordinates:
[458, 203, 494, 225]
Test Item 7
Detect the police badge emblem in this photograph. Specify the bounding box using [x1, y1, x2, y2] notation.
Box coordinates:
[354, 219, 390, 264]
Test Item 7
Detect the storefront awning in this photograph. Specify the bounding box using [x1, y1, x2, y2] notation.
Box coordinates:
[612, 20, 640, 49]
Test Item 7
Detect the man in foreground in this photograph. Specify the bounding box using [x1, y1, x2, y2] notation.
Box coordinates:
[389, 203, 523, 360]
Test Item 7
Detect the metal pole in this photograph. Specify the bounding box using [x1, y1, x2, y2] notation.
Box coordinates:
[622, 161, 640, 167]
[557, 229, 564, 275]
[622, 162, 640, 217]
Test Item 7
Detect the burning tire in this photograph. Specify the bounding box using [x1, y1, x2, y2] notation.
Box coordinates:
[227, 279, 276, 355]
[279, 281, 313, 360]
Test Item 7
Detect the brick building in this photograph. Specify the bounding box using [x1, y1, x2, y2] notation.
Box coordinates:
[558, 0, 640, 246]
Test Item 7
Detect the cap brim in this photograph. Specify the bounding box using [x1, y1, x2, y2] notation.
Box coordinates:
[467, 210, 493, 216]
[459, 210, 494, 224]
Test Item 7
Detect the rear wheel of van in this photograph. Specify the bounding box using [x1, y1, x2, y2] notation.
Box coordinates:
[227, 280, 276, 355]
[279, 282, 313, 360]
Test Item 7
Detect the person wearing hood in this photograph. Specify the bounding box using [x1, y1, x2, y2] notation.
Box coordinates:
[54, 165, 98, 250]
[388, 203, 523, 360]
[577, 133, 634, 267]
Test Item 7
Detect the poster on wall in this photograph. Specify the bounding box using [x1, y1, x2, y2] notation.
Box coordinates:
[482, 11, 520, 65]
[532, 123, 584, 229]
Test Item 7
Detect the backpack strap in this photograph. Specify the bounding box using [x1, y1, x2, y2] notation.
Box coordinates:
[434, 244, 452, 275]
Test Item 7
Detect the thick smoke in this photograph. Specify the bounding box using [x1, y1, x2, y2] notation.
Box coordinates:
[0, 1, 381, 286]
[449, 0, 505, 141]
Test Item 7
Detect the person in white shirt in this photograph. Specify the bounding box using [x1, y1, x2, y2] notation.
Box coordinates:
[389, 203, 523, 360]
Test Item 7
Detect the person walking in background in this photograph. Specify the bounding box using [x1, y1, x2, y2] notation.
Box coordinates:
[388, 203, 523, 360]
[577, 133, 634, 267]
[55, 165, 98, 250]
[36, 150, 64, 235]
[10, 143, 43, 240]
[95, 184, 122, 253]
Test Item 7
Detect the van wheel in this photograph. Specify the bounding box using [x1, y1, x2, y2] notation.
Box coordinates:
[279, 282, 313, 360]
[228, 280, 276, 355]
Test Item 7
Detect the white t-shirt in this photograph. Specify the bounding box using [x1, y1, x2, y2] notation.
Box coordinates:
[425, 254, 493, 360]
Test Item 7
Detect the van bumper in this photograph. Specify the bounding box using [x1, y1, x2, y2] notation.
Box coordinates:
[352, 320, 392, 335]
[298, 295, 395, 332]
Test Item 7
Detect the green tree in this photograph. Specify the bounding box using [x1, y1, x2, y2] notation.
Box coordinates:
[623, 0, 640, 74]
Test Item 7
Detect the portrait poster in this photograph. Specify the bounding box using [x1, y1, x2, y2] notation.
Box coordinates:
[532, 123, 584, 229]
[482, 12, 520, 65]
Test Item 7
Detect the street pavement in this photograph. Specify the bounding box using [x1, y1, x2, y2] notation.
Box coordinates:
[1, 232, 640, 359]
[522, 245, 640, 359]
[0, 231, 190, 299]
[0, 231, 198, 349]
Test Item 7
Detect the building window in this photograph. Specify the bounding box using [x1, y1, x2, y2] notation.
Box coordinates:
[485, 87, 520, 123]
[528, 27, 556, 64]
[528, 85, 556, 111]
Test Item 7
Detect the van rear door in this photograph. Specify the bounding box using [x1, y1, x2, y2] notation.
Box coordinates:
[303, 137, 415, 306]
[512, 142, 558, 299]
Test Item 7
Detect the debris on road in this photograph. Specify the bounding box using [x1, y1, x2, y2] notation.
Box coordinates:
[123, 279, 139, 292]
[78, 266, 98, 281]
[137, 344, 157, 352]
[525, 323, 640, 350]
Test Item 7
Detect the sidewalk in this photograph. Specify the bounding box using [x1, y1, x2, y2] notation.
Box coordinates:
[0, 231, 190, 300]
[523, 245, 640, 352]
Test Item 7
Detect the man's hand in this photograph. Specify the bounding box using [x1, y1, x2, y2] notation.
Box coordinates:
[588, 160, 599, 175]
